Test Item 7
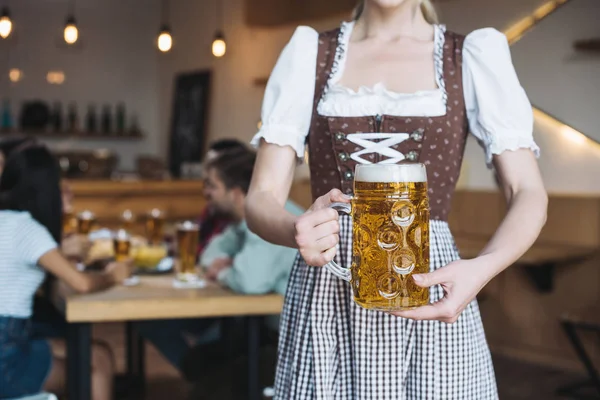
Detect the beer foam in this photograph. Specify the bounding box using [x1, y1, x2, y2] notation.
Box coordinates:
[355, 164, 427, 183]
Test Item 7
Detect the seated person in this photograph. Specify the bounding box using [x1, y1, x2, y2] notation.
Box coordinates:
[0, 144, 131, 400]
[0, 137, 90, 261]
[197, 138, 249, 256]
[0, 137, 90, 340]
[137, 147, 303, 376]
[200, 149, 303, 298]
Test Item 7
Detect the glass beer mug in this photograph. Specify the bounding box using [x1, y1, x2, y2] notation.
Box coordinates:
[325, 163, 430, 311]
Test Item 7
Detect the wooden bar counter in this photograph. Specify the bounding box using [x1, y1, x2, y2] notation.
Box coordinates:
[68, 179, 206, 228]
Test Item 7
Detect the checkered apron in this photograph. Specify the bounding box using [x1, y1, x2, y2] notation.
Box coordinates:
[274, 216, 498, 399]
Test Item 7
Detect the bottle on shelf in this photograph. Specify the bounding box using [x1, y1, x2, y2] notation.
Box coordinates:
[116, 102, 126, 135]
[67, 102, 79, 133]
[128, 113, 141, 137]
[101, 104, 112, 135]
[51, 101, 63, 133]
[1, 99, 14, 132]
[85, 104, 97, 134]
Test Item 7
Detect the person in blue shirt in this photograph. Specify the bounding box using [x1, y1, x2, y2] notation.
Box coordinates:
[0, 143, 131, 400]
[136, 147, 303, 377]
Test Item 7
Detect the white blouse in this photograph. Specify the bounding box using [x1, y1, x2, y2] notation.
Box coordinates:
[252, 21, 540, 167]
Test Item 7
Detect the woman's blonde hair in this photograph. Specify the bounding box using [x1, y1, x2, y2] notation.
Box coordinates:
[352, 0, 439, 25]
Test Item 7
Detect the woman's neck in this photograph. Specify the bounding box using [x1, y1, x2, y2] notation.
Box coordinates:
[353, 1, 433, 42]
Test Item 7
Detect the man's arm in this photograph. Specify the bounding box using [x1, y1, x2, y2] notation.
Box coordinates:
[217, 232, 293, 294]
[200, 225, 241, 268]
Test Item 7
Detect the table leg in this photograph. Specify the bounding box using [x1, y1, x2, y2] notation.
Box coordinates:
[560, 321, 600, 396]
[67, 322, 91, 400]
[247, 316, 261, 400]
[126, 322, 146, 397]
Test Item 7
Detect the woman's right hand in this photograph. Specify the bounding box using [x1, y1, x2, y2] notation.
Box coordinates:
[294, 189, 350, 267]
[105, 260, 134, 284]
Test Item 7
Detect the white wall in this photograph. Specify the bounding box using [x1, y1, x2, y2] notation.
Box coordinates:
[510, 0, 600, 142]
[0, 0, 161, 170]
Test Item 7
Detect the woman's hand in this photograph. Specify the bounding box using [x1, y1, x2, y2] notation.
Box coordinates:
[294, 189, 350, 267]
[391, 257, 493, 323]
[61, 234, 92, 260]
[105, 259, 134, 284]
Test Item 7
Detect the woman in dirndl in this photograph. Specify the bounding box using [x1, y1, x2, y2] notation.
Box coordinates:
[245, 0, 548, 398]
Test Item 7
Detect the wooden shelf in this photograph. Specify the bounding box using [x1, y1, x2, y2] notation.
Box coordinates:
[0, 130, 144, 140]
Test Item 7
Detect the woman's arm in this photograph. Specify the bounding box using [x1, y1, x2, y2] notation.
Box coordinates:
[245, 141, 300, 248]
[393, 149, 547, 323]
[246, 141, 348, 266]
[475, 149, 547, 273]
[38, 249, 131, 294]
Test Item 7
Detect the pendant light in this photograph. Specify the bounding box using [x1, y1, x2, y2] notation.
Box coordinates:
[157, 0, 172, 52]
[63, 0, 78, 45]
[212, 0, 226, 57]
[0, 6, 12, 39]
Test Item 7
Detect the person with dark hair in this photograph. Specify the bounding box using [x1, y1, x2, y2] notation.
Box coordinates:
[136, 147, 303, 377]
[0, 144, 132, 400]
[0, 137, 89, 261]
[196, 138, 250, 256]
[0, 137, 89, 342]
[199, 149, 303, 292]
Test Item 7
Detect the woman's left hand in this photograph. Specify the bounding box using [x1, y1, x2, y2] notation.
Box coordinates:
[391, 258, 492, 323]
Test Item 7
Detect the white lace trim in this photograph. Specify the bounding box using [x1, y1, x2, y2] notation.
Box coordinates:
[319, 83, 446, 117]
[482, 133, 541, 167]
[250, 125, 307, 159]
[317, 23, 447, 117]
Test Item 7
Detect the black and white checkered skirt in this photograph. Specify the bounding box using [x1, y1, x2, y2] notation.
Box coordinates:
[274, 216, 498, 399]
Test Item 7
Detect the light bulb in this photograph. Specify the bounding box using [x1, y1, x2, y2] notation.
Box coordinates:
[64, 16, 78, 44]
[157, 25, 172, 52]
[212, 31, 226, 57]
[9, 68, 22, 82]
[0, 8, 12, 39]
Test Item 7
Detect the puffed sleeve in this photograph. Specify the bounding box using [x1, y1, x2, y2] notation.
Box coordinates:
[250, 26, 318, 159]
[463, 28, 540, 168]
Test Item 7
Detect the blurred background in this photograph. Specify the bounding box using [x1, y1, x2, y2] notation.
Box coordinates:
[0, 0, 599, 399]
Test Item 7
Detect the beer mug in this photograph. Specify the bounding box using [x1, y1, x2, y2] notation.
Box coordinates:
[145, 208, 164, 245]
[113, 229, 132, 262]
[175, 221, 200, 283]
[77, 210, 96, 235]
[325, 163, 430, 311]
[120, 209, 135, 232]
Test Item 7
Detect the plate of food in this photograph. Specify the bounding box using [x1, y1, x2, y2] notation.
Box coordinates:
[132, 244, 172, 274]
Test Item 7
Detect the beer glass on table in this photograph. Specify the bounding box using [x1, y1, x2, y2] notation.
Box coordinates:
[77, 210, 96, 235]
[113, 228, 138, 285]
[325, 163, 430, 311]
[175, 221, 201, 286]
[113, 229, 132, 262]
[120, 209, 135, 232]
[62, 210, 76, 236]
[145, 208, 164, 245]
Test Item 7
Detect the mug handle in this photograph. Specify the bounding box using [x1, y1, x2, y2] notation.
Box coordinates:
[323, 202, 352, 282]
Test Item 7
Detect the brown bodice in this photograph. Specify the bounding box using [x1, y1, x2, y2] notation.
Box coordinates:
[307, 27, 468, 221]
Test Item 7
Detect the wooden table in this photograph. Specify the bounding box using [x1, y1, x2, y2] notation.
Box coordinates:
[53, 275, 284, 400]
[454, 236, 599, 292]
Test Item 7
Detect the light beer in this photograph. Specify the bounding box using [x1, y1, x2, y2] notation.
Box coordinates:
[121, 209, 135, 232]
[145, 209, 164, 245]
[63, 210, 76, 235]
[77, 210, 96, 235]
[113, 229, 131, 262]
[350, 164, 430, 311]
[175, 221, 200, 282]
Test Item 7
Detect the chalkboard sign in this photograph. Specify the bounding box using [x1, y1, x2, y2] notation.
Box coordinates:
[168, 70, 211, 178]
